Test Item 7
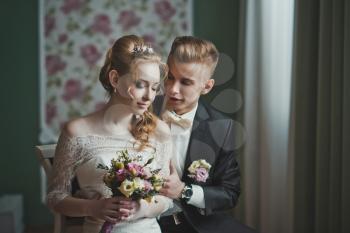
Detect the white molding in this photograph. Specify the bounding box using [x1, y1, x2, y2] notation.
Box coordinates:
[38, 0, 57, 143]
[39, 167, 47, 204]
[189, 0, 194, 35]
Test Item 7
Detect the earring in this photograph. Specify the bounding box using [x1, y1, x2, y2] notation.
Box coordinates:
[127, 87, 135, 99]
[113, 88, 117, 93]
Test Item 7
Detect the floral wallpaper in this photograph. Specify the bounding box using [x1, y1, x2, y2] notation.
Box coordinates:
[39, 0, 193, 143]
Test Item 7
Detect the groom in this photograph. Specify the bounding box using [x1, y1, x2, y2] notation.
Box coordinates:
[154, 36, 253, 233]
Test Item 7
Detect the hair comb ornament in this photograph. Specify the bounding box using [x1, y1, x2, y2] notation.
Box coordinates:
[132, 44, 154, 55]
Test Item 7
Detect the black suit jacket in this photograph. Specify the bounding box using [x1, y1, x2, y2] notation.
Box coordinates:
[154, 96, 255, 233]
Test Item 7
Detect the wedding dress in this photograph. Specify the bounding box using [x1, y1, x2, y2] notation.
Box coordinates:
[47, 128, 173, 233]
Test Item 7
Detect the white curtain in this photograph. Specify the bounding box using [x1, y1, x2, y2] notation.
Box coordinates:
[239, 0, 295, 233]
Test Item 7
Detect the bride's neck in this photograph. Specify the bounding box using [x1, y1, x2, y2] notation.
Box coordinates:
[101, 95, 135, 135]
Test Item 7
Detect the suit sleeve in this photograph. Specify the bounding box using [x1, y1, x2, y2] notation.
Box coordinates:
[202, 119, 241, 215]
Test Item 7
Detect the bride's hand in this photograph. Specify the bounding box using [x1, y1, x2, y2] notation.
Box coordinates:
[121, 199, 149, 221]
[87, 196, 135, 223]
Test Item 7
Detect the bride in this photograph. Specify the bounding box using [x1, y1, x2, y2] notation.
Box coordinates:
[47, 35, 173, 233]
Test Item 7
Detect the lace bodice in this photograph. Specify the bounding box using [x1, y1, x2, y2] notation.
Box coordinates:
[47, 130, 172, 209]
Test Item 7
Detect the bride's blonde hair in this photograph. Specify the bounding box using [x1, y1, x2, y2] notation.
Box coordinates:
[99, 35, 167, 150]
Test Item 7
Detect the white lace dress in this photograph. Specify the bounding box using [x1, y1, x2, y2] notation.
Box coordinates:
[47, 130, 173, 233]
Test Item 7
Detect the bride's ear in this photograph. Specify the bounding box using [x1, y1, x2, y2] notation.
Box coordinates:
[108, 69, 119, 89]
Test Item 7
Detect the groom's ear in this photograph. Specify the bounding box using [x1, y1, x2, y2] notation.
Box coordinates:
[108, 69, 119, 89]
[201, 78, 215, 95]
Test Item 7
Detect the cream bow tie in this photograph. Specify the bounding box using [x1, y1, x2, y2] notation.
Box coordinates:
[162, 110, 192, 129]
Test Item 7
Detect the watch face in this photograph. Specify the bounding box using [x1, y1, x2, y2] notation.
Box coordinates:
[185, 189, 193, 197]
[182, 185, 193, 201]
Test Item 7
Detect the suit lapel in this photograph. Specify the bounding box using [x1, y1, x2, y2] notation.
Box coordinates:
[154, 97, 212, 181]
[182, 101, 210, 180]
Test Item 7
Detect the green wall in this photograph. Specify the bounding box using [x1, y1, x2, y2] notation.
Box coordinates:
[194, 0, 240, 103]
[0, 0, 52, 226]
[0, 0, 239, 226]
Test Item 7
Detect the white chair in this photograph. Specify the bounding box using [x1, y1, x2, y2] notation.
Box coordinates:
[35, 144, 83, 233]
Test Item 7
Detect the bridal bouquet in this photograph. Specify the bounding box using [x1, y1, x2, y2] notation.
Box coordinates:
[98, 149, 164, 233]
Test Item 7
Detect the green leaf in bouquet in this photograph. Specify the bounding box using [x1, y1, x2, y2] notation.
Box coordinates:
[131, 190, 143, 200]
[151, 168, 161, 175]
[144, 155, 154, 167]
[97, 163, 109, 170]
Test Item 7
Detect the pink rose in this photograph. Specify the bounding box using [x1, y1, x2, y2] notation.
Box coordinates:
[62, 79, 83, 102]
[127, 163, 143, 176]
[126, 163, 136, 170]
[58, 34, 68, 44]
[194, 167, 209, 182]
[143, 180, 153, 192]
[142, 34, 162, 53]
[59, 121, 67, 130]
[45, 15, 55, 37]
[95, 102, 106, 111]
[142, 167, 152, 179]
[154, 0, 176, 22]
[90, 14, 112, 35]
[116, 169, 127, 182]
[80, 44, 102, 67]
[189, 167, 209, 183]
[46, 55, 66, 76]
[61, 0, 84, 14]
[117, 10, 141, 31]
[46, 102, 57, 125]
[109, 38, 116, 46]
[181, 22, 188, 31]
[142, 34, 156, 45]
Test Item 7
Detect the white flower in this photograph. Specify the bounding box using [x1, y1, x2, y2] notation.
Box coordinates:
[133, 177, 145, 190]
[199, 159, 211, 170]
[118, 179, 135, 197]
[188, 161, 200, 173]
[188, 159, 211, 174]
[187, 159, 212, 183]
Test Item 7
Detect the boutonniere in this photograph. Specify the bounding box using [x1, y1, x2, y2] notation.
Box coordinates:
[187, 159, 211, 182]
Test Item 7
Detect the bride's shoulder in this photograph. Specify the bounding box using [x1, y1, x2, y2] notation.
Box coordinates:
[62, 117, 89, 138]
[62, 112, 99, 138]
[152, 119, 171, 143]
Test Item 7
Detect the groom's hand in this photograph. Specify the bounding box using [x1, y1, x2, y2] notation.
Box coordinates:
[160, 160, 185, 199]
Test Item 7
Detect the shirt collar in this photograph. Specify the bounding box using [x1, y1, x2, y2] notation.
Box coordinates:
[174, 103, 198, 122]
[160, 96, 198, 122]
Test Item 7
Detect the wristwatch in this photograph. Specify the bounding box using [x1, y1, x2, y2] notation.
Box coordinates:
[180, 183, 193, 202]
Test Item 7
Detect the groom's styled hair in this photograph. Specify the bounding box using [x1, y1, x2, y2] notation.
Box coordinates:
[168, 36, 219, 78]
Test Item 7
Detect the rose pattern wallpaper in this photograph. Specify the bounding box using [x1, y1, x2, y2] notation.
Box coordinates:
[39, 0, 193, 143]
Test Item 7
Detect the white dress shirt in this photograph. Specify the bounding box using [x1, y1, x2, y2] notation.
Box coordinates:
[162, 103, 205, 209]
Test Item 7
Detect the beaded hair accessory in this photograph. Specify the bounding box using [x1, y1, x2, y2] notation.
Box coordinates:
[132, 44, 154, 55]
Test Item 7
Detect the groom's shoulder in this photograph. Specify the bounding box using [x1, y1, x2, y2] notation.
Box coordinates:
[200, 100, 233, 122]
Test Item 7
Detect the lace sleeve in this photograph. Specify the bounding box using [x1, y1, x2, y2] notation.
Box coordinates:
[156, 139, 172, 177]
[153, 138, 173, 214]
[46, 133, 84, 209]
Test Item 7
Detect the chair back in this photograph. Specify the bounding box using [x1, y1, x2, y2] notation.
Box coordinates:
[35, 144, 83, 233]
